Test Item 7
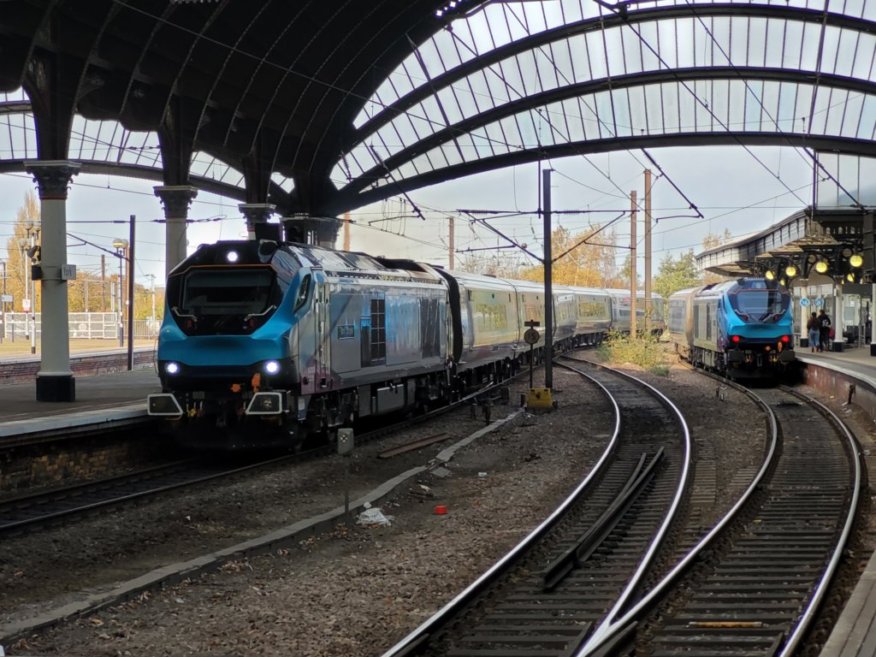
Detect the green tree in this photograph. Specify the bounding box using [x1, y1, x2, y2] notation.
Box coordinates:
[653, 250, 702, 299]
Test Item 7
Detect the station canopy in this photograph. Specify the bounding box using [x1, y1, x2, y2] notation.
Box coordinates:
[1, 1, 875, 215]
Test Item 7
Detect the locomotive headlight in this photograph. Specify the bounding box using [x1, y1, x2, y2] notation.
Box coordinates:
[165, 362, 180, 375]
[226, 250, 239, 263]
[264, 360, 281, 375]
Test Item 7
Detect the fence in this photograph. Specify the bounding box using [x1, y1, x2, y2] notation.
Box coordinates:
[0, 312, 161, 342]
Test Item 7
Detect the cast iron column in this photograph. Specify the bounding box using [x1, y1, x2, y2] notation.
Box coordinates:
[25, 160, 80, 402]
[154, 185, 198, 278]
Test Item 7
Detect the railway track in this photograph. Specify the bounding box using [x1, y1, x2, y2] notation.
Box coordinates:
[381, 360, 862, 657]
[0, 379, 509, 536]
[626, 384, 861, 657]
[381, 359, 693, 657]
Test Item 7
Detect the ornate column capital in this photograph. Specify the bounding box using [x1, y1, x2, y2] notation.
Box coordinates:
[24, 160, 81, 201]
[239, 203, 276, 226]
[154, 185, 198, 218]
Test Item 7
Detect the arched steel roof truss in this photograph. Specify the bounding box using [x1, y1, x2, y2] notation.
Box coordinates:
[333, 2, 876, 214]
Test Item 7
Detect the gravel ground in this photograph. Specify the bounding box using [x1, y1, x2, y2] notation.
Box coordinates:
[2, 358, 872, 657]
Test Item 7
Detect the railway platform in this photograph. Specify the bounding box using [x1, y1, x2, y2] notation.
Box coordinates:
[0, 355, 159, 444]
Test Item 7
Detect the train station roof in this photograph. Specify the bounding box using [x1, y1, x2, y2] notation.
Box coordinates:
[698, 207, 871, 279]
[2, 1, 876, 215]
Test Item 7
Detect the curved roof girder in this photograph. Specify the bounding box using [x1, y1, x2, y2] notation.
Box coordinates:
[356, 3, 876, 138]
[338, 69, 876, 197]
[333, 134, 876, 215]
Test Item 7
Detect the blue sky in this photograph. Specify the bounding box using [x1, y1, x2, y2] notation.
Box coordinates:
[0, 144, 815, 289]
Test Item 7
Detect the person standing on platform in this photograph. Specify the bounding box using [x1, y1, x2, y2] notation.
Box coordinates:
[806, 312, 820, 353]
[818, 309, 832, 352]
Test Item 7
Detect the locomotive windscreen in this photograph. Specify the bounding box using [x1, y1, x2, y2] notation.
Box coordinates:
[183, 269, 276, 315]
[171, 267, 282, 335]
[728, 285, 789, 321]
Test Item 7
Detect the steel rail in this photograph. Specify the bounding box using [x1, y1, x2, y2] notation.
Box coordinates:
[559, 358, 692, 646]
[775, 387, 862, 657]
[379, 361, 624, 657]
[574, 370, 779, 656]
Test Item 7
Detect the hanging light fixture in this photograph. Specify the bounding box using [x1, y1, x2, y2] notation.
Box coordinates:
[765, 270, 776, 281]
[850, 253, 864, 268]
[784, 264, 798, 278]
[815, 259, 829, 274]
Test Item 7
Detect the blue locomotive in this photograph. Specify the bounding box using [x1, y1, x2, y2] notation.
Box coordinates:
[146, 239, 664, 449]
[667, 277, 796, 378]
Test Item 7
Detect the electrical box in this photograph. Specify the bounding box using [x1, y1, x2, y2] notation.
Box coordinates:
[337, 428, 354, 455]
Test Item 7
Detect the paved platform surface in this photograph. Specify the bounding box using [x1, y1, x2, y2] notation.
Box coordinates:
[0, 366, 160, 440]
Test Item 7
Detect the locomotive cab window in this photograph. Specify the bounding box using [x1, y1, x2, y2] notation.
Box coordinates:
[176, 267, 280, 335]
[182, 269, 276, 316]
[730, 288, 788, 320]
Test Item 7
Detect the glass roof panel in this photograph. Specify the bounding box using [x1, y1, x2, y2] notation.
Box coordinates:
[656, 18, 678, 70]
[0, 88, 29, 102]
[484, 63, 511, 106]
[470, 126, 495, 158]
[822, 25, 841, 75]
[839, 92, 864, 138]
[533, 42, 561, 90]
[484, 121, 510, 155]
[520, 48, 544, 96]
[467, 70, 491, 113]
[585, 30, 607, 80]
[603, 25, 625, 76]
[67, 117, 163, 168]
[859, 95, 876, 140]
[613, 90, 633, 137]
[799, 22, 821, 70]
[676, 18, 697, 69]
[416, 37, 447, 80]
[270, 172, 295, 193]
[749, 17, 768, 66]
[0, 111, 37, 160]
[437, 85, 466, 126]
[851, 33, 875, 80]
[759, 81, 780, 131]
[637, 21, 661, 70]
[432, 25, 463, 71]
[189, 152, 243, 187]
[743, 80, 763, 131]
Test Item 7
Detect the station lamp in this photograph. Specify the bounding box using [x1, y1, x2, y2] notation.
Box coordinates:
[849, 253, 864, 268]
[815, 259, 829, 274]
[784, 264, 798, 278]
[764, 270, 775, 281]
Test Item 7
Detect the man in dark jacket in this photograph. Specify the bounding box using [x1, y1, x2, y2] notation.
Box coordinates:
[818, 309, 832, 352]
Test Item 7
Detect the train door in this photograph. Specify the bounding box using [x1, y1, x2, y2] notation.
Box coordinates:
[314, 279, 329, 388]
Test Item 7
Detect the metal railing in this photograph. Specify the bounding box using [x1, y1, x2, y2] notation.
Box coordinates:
[0, 312, 161, 342]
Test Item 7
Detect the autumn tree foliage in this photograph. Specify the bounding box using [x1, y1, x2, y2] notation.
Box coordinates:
[518, 224, 625, 287]
[3, 191, 42, 312]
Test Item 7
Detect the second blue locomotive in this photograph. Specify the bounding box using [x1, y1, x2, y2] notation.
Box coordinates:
[667, 277, 796, 378]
